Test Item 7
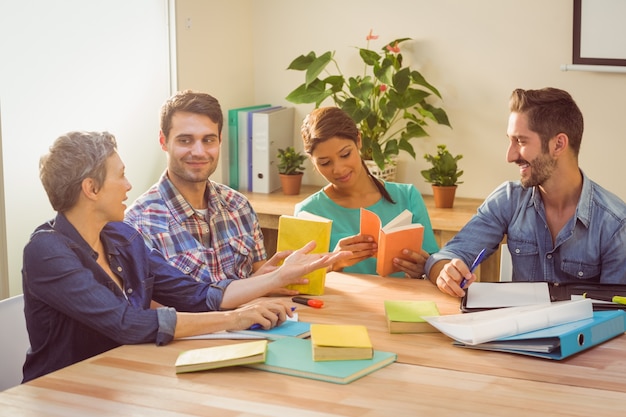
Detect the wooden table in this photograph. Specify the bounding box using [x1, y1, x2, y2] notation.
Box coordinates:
[242, 185, 503, 281]
[2, 273, 625, 416]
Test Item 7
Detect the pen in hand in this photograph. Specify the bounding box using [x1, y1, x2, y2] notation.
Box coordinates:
[460, 248, 487, 289]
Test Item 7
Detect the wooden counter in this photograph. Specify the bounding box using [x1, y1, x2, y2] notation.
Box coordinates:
[242, 185, 502, 281]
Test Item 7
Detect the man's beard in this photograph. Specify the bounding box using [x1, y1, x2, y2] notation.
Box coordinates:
[520, 153, 556, 188]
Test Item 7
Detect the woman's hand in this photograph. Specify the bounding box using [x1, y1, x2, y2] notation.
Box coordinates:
[329, 234, 377, 271]
[229, 300, 294, 331]
[392, 248, 430, 278]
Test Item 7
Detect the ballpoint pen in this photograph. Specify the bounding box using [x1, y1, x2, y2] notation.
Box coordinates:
[460, 248, 487, 289]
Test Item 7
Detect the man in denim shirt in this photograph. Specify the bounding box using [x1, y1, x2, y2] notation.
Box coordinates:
[426, 88, 626, 297]
[22, 131, 347, 382]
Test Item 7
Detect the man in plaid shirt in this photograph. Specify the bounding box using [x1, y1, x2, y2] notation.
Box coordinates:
[126, 91, 292, 290]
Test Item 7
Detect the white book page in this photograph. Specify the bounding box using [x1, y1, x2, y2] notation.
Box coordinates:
[465, 282, 551, 309]
[296, 211, 332, 223]
[382, 209, 412, 232]
[423, 299, 593, 345]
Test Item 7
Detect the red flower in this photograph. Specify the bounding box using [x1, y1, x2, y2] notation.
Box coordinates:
[386, 41, 400, 53]
[366, 29, 379, 41]
[379, 84, 388, 92]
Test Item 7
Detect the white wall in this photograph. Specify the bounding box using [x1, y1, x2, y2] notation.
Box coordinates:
[174, 0, 257, 182]
[245, 0, 626, 201]
[0, 0, 173, 296]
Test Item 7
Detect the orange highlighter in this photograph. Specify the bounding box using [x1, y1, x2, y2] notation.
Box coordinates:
[292, 296, 324, 308]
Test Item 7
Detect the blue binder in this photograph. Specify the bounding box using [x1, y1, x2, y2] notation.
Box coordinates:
[454, 310, 626, 360]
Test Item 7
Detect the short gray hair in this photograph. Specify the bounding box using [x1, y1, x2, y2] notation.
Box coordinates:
[39, 131, 118, 212]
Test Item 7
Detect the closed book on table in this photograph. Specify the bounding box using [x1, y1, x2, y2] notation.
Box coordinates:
[277, 211, 332, 296]
[310, 324, 373, 361]
[360, 208, 424, 276]
[175, 340, 268, 374]
[384, 300, 440, 333]
[454, 310, 626, 360]
[246, 337, 396, 384]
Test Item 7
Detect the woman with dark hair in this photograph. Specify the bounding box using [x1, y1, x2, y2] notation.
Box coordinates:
[295, 107, 438, 277]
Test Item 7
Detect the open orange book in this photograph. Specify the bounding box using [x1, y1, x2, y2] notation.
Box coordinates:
[360, 208, 424, 276]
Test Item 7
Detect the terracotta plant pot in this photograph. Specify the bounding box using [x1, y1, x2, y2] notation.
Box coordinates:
[432, 185, 457, 208]
[279, 173, 303, 195]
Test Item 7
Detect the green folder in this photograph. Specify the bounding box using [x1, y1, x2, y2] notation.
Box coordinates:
[246, 337, 396, 384]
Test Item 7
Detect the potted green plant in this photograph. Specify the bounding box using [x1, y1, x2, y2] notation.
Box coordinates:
[276, 146, 306, 195]
[420, 144, 463, 208]
[285, 29, 451, 173]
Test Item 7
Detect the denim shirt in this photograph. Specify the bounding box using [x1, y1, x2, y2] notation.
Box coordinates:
[22, 213, 233, 382]
[425, 172, 626, 284]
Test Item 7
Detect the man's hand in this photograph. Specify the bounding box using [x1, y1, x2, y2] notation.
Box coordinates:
[434, 258, 476, 297]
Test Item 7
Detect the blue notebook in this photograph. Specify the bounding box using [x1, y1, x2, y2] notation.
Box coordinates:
[246, 337, 397, 384]
[232, 320, 311, 340]
[454, 310, 626, 360]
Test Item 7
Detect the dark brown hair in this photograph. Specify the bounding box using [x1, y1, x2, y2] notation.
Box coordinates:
[509, 87, 583, 156]
[160, 90, 223, 139]
[301, 107, 394, 203]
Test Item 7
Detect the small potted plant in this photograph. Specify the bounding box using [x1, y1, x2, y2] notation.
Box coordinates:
[420, 144, 463, 208]
[277, 146, 306, 195]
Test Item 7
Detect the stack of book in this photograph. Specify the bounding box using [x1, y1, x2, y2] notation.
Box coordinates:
[174, 321, 397, 384]
[383, 300, 440, 334]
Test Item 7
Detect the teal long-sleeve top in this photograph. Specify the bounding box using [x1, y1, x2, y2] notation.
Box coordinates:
[294, 182, 439, 276]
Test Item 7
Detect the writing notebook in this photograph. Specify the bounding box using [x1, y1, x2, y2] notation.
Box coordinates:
[461, 282, 552, 312]
[246, 337, 396, 384]
[277, 211, 332, 295]
[360, 208, 423, 276]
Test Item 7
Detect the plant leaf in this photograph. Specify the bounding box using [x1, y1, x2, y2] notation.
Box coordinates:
[305, 51, 333, 86]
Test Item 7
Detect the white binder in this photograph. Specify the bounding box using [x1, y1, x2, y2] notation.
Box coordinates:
[251, 106, 295, 193]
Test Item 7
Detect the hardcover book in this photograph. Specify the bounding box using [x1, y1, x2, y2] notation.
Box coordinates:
[310, 324, 373, 361]
[246, 337, 396, 384]
[384, 300, 440, 333]
[360, 208, 424, 276]
[277, 211, 332, 295]
[175, 340, 268, 374]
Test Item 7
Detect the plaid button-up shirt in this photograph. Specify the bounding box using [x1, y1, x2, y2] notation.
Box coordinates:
[125, 172, 266, 282]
